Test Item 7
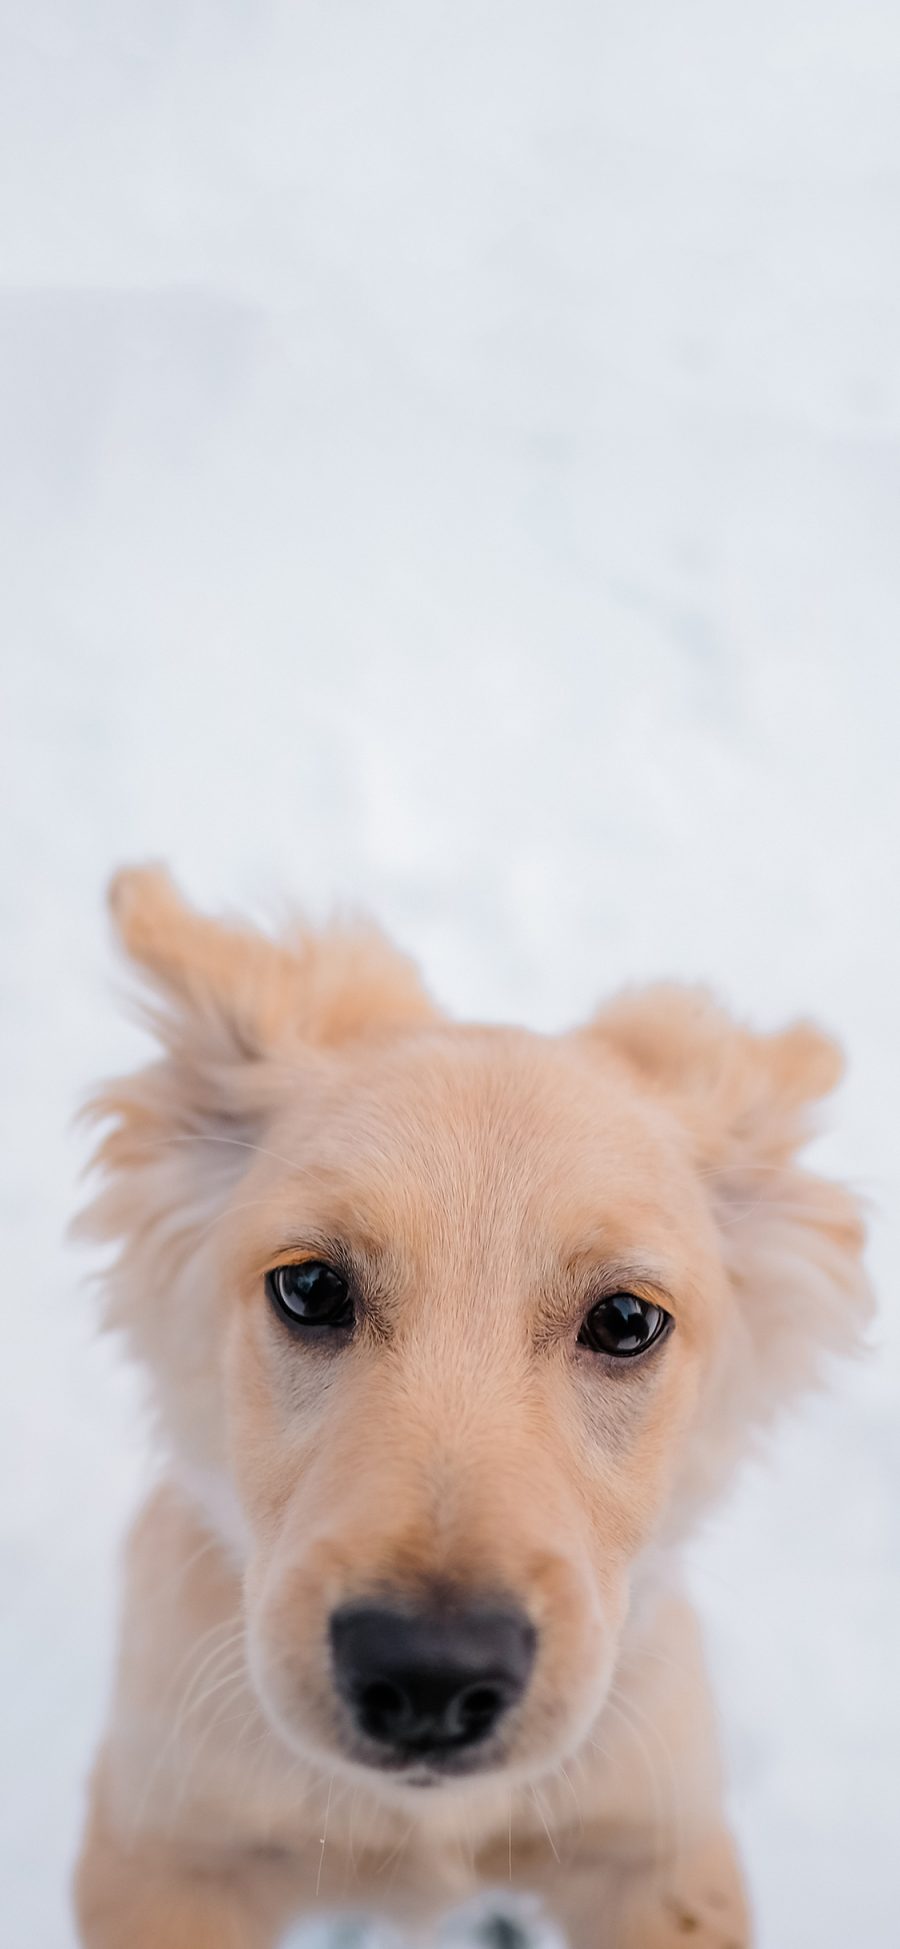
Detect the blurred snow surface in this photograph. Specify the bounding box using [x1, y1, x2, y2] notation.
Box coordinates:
[2, 3, 899, 1945]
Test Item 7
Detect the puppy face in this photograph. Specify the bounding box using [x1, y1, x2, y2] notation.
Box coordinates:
[84, 869, 871, 1796]
[223, 1026, 724, 1785]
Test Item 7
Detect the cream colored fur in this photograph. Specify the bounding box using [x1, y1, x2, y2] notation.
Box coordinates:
[73, 868, 873, 1948]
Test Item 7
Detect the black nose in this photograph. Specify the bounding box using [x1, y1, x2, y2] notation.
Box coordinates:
[329, 1601, 536, 1761]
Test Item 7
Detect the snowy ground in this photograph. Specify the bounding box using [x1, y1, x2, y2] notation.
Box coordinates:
[2, 3, 899, 1944]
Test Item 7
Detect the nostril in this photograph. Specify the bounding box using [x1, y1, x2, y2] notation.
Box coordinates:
[358, 1677, 412, 1741]
[463, 1682, 505, 1718]
[452, 1681, 508, 1737]
[361, 1678, 405, 1717]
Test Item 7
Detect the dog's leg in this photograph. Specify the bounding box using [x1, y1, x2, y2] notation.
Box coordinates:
[539, 1828, 751, 1949]
[74, 1792, 303, 1949]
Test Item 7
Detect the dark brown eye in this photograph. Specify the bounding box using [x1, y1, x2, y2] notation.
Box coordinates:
[267, 1261, 353, 1331]
[578, 1292, 670, 1358]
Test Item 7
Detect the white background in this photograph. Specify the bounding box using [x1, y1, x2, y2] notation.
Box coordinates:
[2, 3, 899, 1944]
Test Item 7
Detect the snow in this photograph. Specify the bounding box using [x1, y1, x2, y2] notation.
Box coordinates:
[2, 2, 898, 1943]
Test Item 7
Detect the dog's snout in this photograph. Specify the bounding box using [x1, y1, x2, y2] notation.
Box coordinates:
[329, 1601, 536, 1763]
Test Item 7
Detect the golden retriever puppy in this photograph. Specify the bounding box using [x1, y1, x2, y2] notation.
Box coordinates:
[74, 867, 872, 1948]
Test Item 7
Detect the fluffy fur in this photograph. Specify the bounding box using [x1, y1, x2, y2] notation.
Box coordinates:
[74, 867, 873, 1948]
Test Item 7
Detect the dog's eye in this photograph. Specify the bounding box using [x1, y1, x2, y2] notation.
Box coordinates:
[267, 1261, 354, 1331]
[578, 1292, 670, 1358]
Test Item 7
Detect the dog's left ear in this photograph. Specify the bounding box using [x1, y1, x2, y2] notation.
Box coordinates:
[584, 984, 873, 1423]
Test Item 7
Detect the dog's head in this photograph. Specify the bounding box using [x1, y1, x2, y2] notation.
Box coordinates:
[83, 867, 872, 1793]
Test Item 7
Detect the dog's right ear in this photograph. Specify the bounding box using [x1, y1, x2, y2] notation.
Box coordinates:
[82, 865, 437, 1221]
[79, 870, 437, 1501]
[108, 863, 435, 1062]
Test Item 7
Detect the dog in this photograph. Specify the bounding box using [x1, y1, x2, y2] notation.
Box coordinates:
[73, 866, 872, 1947]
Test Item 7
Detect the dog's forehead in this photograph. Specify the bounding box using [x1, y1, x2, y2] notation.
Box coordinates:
[305, 1024, 657, 1163]
[263, 1023, 704, 1259]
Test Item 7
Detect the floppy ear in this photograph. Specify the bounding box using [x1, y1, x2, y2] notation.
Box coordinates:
[108, 864, 436, 1058]
[78, 868, 440, 1504]
[81, 864, 438, 1238]
[588, 985, 873, 1430]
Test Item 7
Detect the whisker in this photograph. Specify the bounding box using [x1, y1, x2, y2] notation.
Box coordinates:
[604, 1685, 683, 1877]
[173, 1629, 247, 1740]
[377, 1817, 416, 1887]
[127, 1622, 247, 1842]
[316, 1772, 335, 1899]
[528, 1783, 560, 1863]
[554, 1759, 583, 1834]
